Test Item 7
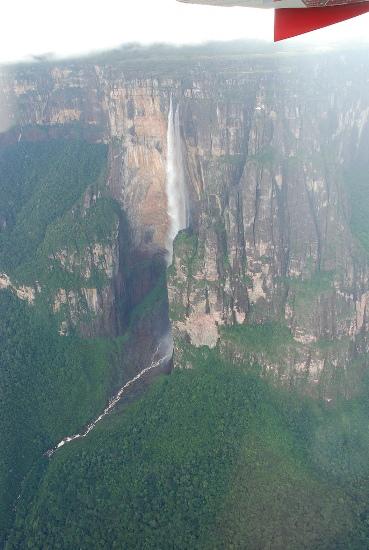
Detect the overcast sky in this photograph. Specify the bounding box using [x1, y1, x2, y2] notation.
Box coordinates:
[1, 0, 369, 63]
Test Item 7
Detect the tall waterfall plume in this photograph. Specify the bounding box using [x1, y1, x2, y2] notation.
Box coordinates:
[165, 97, 189, 264]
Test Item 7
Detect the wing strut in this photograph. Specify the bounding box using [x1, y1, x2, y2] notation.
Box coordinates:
[275, 3, 369, 41]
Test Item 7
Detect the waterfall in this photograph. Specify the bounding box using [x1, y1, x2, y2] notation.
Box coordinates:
[165, 97, 189, 264]
[44, 99, 189, 459]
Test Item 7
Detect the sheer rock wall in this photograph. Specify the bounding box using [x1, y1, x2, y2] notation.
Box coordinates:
[1, 50, 369, 395]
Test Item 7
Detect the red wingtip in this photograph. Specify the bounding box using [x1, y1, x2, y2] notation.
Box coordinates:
[274, 3, 369, 41]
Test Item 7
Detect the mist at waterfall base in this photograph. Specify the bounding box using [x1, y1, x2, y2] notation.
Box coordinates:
[165, 98, 189, 265]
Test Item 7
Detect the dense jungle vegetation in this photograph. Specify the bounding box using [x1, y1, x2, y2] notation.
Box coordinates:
[0, 139, 123, 545]
[6, 347, 369, 549]
[0, 291, 122, 546]
[0, 141, 107, 270]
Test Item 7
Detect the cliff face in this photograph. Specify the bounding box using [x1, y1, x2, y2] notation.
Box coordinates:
[1, 47, 369, 397]
[169, 56, 369, 399]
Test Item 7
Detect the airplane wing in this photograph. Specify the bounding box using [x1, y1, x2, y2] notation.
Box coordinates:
[274, 2, 369, 39]
[177, 0, 369, 40]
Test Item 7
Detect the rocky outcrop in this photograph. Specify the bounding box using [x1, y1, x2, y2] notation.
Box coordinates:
[48, 218, 123, 337]
[0, 273, 37, 303]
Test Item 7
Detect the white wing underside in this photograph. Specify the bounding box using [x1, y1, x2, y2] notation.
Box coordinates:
[177, 0, 306, 9]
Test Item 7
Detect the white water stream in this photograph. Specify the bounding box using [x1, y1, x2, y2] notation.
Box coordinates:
[46, 343, 171, 458]
[165, 97, 189, 264]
